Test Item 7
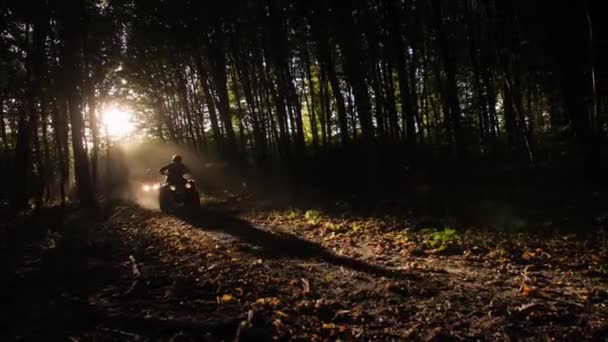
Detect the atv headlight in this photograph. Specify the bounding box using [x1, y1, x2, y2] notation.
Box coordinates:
[185, 183, 192, 189]
[142, 185, 151, 192]
[170, 185, 176, 191]
[153, 184, 160, 190]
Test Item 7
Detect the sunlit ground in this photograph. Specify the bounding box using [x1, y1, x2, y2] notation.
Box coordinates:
[102, 106, 136, 139]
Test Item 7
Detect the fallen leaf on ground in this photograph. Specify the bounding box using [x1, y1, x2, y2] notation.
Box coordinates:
[322, 323, 337, 329]
[520, 284, 535, 296]
[274, 310, 288, 317]
[517, 302, 539, 313]
[219, 294, 233, 303]
[254, 297, 281, 307]
[302, 278, 311, 294]
[522, 251, 536, 260]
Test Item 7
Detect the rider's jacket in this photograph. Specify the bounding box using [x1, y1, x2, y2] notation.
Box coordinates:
[159, 161, 190, 185]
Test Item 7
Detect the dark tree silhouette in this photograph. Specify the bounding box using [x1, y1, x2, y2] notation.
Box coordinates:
[0, 0, 604, 207]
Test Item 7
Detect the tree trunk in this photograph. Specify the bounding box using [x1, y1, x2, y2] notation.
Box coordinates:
[208, 26, 238, 158]
[265, 0, 306, 156]
[585, 3, 598, 136]
[231, 43, 268, 162]
[332, 2, 374, 141]
[465, 0, 488, 154]
[431, 0, 464, 157]
[59, 0, 97, 209]
[389, 0, 416, 145]
[0, 98, 7, 153]
[310, 5, 349, 146]
[11, 8, 49, 211]
[51, 100, 68, 207]
[82, 8, 100, 192]
[194, 49, 223, 150]
[303, 46, 319, 153]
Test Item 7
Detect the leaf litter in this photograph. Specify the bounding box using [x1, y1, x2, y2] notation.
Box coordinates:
[2, 201, 607, 341]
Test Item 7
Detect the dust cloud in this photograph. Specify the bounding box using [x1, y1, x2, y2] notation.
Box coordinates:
[99, 140, 248, 210]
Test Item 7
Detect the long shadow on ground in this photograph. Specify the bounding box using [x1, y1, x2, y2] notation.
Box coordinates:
[181, 207, 415, 280]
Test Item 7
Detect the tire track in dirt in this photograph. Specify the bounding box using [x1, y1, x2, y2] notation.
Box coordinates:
[100, 205, 607, 340]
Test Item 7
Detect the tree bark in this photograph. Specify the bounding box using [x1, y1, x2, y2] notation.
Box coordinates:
[431, 0, 464, 157]
[389, 0, 417, 145]
[302, 47, 319, 152]
[11, 7, 49, 211]
[194, 48, 223, 150]
[59, 0, 97, 209]
[208, 25, 238, 158]
[332, 1, 374, 141]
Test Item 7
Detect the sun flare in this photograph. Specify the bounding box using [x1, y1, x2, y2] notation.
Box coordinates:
[102, 106, 135, 138]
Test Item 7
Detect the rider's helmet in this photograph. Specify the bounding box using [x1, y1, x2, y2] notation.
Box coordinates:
[172, 154, 182, 163]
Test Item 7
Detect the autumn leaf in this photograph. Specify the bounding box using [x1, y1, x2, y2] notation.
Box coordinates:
[591, 254, 604, 262]
[302, 278, 311, 294]
[274, 310, 288, 318]
[219, 294, 234, 303]
[322, 323, 347, 332]
[520, 284, 535, 296]
[522, 251, 536, 260]
[322, 323, 336, 329]
[254, 297, 281, 307]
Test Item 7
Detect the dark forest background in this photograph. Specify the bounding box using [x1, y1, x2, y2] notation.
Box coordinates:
[1, 0, 605, 210]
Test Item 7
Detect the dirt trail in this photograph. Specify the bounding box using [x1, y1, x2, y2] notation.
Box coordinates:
[98, 202, 607, 340]
[2, 202, 607, 341]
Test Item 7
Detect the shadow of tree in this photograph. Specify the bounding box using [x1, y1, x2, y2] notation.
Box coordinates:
[182, 208, 416, 280]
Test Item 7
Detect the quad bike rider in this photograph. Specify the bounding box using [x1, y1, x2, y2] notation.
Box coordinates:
[158, 155, 200, 213]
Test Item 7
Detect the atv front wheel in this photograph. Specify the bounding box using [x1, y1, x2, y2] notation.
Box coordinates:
[159, 189, 171, 213]
[186, 190, 200, 210]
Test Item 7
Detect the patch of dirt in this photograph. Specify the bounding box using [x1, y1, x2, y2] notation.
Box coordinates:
[1, 200, 607, 341]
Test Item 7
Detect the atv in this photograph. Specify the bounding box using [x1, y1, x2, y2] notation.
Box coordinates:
[158, 179, 200, 214]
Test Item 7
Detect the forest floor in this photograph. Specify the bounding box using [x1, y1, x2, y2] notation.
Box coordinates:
[1, 195, 607, 341]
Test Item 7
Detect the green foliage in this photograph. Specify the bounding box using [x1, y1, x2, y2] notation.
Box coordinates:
[398, 229, 410, 242]
[323, 273, 335, 282]
[494, 246, 509, 258]
[305, 209, 323, 221]
[285, 210, 300, 220]
[351, 222, 363, 233]
[323, 221, 345, 232]
[426, 228, 460, 248]
[434, 244, 448, 253]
